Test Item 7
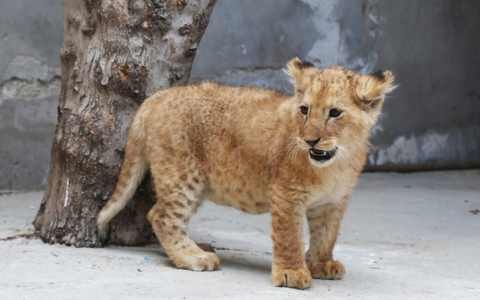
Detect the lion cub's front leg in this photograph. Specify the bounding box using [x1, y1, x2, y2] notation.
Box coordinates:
[305, 199, 348, 280]
[269, 187, 312, 289]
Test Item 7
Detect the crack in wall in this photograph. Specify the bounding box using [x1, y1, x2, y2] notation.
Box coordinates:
[0, 77, 61, 103]
[1, 55, 61, 104]
[3, 55, 60, 82]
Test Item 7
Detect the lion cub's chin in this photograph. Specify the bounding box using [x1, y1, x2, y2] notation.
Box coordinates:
[309, 156, 337, 168]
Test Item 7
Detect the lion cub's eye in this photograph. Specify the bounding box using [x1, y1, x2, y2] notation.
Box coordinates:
[300, 106, 309, 115]
[329, 108, 342, 118]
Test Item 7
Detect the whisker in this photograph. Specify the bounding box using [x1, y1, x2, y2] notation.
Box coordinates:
[284, 139, 298, 161]
[292, 143, 308, 162]
[337, 147, 346, 162]
[283, 138, 297, 152]
[337, 145, 353, 164]
[291, 143, 300, 162]
[285, 142, 296, 158]
[287, 147, 296, 162]
[291, 145, 300, 162]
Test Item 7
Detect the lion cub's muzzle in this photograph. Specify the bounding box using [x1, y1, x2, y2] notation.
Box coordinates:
[309, 147, 338, 161]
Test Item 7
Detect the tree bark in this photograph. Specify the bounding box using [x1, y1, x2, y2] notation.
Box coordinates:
[33, 0, 217, 247]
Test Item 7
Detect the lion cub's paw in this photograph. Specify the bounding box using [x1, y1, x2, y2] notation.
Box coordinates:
[272, 267, 312, 289]
[175, 252, 220, 272]
[306, 259, 345, 280]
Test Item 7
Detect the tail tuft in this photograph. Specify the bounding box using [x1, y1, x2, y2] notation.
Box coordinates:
[97, 212, 111, 246]
[96, 114, 148, 245]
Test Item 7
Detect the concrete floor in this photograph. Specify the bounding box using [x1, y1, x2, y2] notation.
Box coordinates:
[1, 171, 479, 299]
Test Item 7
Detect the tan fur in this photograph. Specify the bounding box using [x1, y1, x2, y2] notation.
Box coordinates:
[97, 57, 395, 289]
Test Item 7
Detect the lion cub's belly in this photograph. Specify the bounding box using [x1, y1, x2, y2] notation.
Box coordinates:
[201, 184, 270, 215]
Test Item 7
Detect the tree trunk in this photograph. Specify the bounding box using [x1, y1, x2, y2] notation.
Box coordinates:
[33, 0, 217, 247]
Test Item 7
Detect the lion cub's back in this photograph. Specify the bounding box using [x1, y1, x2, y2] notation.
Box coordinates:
[139, 82, 287, 141]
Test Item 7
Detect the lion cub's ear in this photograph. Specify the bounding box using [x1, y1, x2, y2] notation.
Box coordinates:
[285, 57, 317, 98]
[356, 70, 396, 117]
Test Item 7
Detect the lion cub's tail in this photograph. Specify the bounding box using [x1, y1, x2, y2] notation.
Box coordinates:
[97, 115, 148, 243]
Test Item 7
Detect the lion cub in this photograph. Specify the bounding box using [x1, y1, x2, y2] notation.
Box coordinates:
[97, 57, 395, 289]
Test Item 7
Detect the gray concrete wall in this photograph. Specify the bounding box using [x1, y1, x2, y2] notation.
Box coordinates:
[0, 0, 62, 190]
[1, 0, 479, 190]
[190, 0, 377, 90]
[369, 0, 480, 169]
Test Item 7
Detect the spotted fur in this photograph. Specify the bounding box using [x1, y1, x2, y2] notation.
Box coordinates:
[97, 57, 395, 289]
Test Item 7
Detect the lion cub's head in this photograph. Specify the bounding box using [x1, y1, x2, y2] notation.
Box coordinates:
[285, 57, 396, 168]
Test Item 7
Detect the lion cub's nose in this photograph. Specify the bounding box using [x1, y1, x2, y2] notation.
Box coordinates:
[305, 138, 321, 147]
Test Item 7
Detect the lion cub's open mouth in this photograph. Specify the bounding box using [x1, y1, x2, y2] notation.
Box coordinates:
[309, 147, 338, 161]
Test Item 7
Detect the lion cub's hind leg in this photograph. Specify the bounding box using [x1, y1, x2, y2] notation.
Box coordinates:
[147, 166, 220, 271]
